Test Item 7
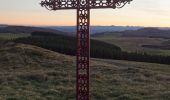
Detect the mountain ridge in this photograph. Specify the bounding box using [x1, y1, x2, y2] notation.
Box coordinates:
[0, 25, 71, 36]
[92, 27, 170, 38]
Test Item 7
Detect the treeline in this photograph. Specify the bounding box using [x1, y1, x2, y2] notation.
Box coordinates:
[14, 31, 121, 56]
[14, 31, 170, 65]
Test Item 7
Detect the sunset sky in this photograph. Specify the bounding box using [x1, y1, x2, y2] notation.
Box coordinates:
[0, 0, 170, 27]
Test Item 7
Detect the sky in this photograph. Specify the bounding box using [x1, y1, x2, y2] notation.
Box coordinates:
[0, 0, 170, 27]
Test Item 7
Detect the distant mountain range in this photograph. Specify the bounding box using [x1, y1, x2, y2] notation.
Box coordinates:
[0, 25, 143, 35]
[46, 26, 170, 34]
[1, 24, 170, 38]
[0, 24, 8, 28]
[46, 26, 142, 34]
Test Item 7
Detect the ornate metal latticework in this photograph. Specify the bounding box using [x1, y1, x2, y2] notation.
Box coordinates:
[76, 2, 90, 99]
[41, 0, 132, 10]
[40, 0, 132, 100]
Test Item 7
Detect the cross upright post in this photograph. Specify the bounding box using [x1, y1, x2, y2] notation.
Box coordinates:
[40, 0, 132, 100]
[76, 1, 90, 99]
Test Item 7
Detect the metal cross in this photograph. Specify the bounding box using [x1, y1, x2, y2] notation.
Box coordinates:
[40, 0, 132, 100]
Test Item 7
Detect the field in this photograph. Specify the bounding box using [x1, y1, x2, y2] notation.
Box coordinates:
[93, 33, 170, 56]
[0, 33, 30, 40]
[0, 41, 169, 100]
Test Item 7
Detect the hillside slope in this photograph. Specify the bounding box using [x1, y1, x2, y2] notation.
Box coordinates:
[0, 42, 170, 100]
[92, 28, 170, 56]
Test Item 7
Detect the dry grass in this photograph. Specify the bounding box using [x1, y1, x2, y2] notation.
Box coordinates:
[0, 42, 170, 100]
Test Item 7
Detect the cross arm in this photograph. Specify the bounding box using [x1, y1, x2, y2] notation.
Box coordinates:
[40, 0, 132, 10]
[40, 0, 77, 10]
[89, 0, 132, 9]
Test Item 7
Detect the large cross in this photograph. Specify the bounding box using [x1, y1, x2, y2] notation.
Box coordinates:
[40, 0, 132, 99]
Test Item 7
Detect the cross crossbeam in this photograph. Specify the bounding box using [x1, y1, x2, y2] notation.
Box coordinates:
[41, 0, 131, 10]
[40, 0, 132, 100]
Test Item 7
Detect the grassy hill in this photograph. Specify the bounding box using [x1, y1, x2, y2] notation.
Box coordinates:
[0, 26, 70, 35]
[93, 28, 170, 38]
[0, 33, 30, 40]
[92, 28, 170, 56]
[0, 41, 170, 100]
[122, 28, 170, 38]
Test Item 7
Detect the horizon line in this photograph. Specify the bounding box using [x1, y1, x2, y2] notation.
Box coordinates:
[1, 23, 170, 28]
